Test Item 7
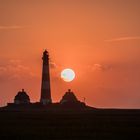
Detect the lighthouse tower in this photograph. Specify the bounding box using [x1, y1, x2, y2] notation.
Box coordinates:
[40, 50, 52, 105]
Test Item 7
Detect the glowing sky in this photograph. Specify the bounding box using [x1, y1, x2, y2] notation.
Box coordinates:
[0, 0, 140, 108]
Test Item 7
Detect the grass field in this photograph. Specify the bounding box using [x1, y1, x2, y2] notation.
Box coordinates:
[0, 109, 140, 139]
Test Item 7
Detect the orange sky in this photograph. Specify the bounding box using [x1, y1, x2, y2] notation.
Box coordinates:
[0, 0, 140, 108]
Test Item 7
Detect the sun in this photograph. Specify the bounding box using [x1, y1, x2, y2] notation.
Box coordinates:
[61, 69, 75, 82]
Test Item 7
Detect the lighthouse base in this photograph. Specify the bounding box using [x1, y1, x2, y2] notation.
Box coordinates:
[40, 99, 52, 105]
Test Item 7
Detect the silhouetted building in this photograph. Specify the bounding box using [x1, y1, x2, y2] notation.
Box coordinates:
[60, 89, 86, 108]
[40, 50, 52, 105]
[4, 51, 94, 111]
[60, 89, 79, 104]
[14, 89, 30, 104]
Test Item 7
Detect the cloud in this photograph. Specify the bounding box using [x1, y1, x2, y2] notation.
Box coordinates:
[0, 59, 36, 81]
[90, 64, 112, 72]
[105, 36, 140, 42]
[9, 59, 21, 66]
[50, 62, 57, 69]
[0, 26, 23, 30]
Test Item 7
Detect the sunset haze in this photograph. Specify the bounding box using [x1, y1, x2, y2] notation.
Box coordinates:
[0, 0, 140, 108]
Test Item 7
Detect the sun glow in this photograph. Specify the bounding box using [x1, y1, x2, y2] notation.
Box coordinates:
[61, 69, 75, 82]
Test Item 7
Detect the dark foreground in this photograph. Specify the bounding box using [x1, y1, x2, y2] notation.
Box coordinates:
[0, 109, 140, 140]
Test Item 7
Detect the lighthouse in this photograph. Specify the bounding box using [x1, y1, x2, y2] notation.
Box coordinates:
[40, 50, 52, 105]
